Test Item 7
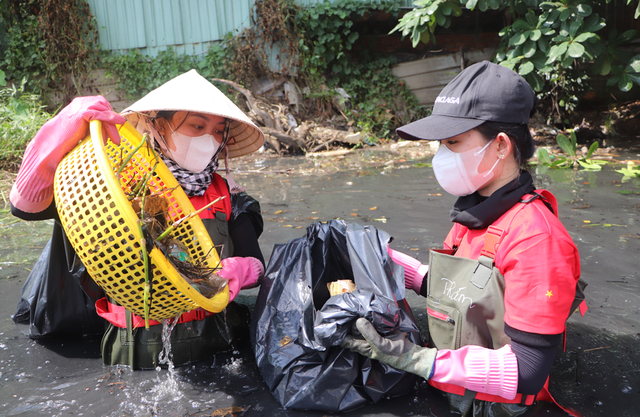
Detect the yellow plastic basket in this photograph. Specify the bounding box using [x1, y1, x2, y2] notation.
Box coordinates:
[53, 120, 229, 321]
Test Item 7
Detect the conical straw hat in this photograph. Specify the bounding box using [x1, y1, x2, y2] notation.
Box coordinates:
[122, 69, 264, 158]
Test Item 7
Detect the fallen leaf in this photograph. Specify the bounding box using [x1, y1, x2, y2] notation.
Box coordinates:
[305, 216, 320, 220]
[296, 226, 303, 229]
[410, 248, 419, 251]
[369, 206, 377, 211]
[350, 213, 358, 217]
[583, 220, 591, 223]
[283, 225, 293, 228]
[274, 210, 284, 215]
[212, 407, 246, 416]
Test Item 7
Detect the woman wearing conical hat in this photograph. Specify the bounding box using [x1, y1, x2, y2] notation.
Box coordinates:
[10, 70, 266, 369]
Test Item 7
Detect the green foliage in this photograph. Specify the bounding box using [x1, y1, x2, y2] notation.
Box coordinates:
[101, 47, 229, 100]
[537, 130, 606, 170]
[0, 79, 53, 162]
[0, 0, 100, 102]
[1, 9, 46, 87]
[615, 161, 640, 181]
[297, 0, 400, 79]
[391, 0, 640, 121]
[338, 58, 430, 137]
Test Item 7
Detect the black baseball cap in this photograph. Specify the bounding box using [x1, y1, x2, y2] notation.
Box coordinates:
[397, 61, 535, 141]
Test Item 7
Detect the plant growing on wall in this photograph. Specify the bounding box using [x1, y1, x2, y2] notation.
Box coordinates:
[0, 0, 100, 104]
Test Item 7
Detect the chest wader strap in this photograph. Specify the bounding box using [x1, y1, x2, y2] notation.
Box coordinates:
[125, 309, 135, 369]
[470, 225, 505, 289]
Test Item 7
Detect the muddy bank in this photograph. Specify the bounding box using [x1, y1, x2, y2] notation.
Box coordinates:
[0, 143, 639, 416]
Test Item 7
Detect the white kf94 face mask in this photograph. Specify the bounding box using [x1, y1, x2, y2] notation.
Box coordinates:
[166, 128, 220, 173]
[432, 139, 499, 196]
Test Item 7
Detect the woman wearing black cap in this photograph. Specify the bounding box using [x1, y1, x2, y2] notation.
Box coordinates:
[342, 61, 584, 416]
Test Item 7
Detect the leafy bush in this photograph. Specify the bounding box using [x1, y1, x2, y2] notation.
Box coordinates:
[391, 0, 640, 121]
[0, 0, 99, 103]
[0, 80, 53, 163]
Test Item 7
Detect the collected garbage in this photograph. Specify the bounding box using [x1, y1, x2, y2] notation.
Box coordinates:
[251, 220, 422, 412]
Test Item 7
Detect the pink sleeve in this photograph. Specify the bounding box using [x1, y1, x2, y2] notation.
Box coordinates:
[388, 247, 428, 294]
[497, 208, 580, 335]
[10, 96, 124, 213]
[432, 344, 519, 400]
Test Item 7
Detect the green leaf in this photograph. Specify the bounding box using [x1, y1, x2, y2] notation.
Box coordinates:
[570, 130, 577, 152]
[526, 71, 545, 91]
[530, 29, 542, 41]
[607, 74, 621, 86]
[625, 72, 640, 86]
[441, 2, 452, 15]
[593, 55, 612, 76]
[450, 2, 463, 15]
[559, 8, 571, 21]
[538, 148, 553, 165]
[628, 55, 640, 73]
[512, 19, 532, 31]
[556, 134, 575, 156]
[582, 14, 605, 33]
[561, 54, 574, 67]
[576, 4, 592, 17]
[611, 29, 638, 47]
[569, 20, 582, 38]
[567, 42, 585, 58]
[547, 42, 568, 64]
[574, 32, 596, 43]
[510, 32, 528, 46]
[523, 39, 537, 57]
[586, 141, 599, 158]
[466, 0, 479, 10]
[577, 160, 602, 170]
[519, 60, 535, 75]
[619, 73, 634, 92]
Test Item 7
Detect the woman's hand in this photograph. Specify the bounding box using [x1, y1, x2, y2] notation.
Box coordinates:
[10, 96, 125, 214]
[215, 256, 264, 302]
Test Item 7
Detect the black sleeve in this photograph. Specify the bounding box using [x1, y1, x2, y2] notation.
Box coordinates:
[10, 201, 59, 221]
[228, 212, 265, 267]
[419, 273, 428, 297]
[505, 323, 563, 394]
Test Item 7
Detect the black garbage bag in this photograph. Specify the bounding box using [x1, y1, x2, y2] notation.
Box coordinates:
[251, 220, 422, 412]
[13, 220, 105, 337]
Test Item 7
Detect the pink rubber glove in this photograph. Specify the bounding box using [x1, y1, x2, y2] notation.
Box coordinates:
[10, 96, 125, 213]
[388, 247, 428, 295]
[216, 257, 264, 302]
[432, 344, 519, 400]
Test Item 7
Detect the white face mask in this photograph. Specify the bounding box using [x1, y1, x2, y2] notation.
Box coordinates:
[165, 128, 220, 173]
[432, 139, 499, 196]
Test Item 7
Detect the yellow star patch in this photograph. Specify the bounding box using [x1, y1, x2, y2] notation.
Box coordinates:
[546, 290, 553, 299]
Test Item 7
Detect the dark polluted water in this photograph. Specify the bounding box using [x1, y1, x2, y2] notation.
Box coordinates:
[0, 145, 639, 416]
